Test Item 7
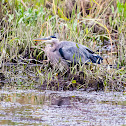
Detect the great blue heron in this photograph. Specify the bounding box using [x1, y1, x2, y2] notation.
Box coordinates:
[34, 36, 103, 70]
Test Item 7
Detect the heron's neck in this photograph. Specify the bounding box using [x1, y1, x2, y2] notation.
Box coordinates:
[50, 42, 58, 51]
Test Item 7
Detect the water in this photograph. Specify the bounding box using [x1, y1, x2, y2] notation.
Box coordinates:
[0, 89, 125, 126]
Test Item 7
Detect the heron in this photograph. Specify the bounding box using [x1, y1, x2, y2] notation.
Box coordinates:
[33, 36, 103, 70]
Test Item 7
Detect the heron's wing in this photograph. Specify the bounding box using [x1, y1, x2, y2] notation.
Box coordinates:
[59, 41, 103, 64]
[80, 45, 94, 54]
[59, 45, 89, 64]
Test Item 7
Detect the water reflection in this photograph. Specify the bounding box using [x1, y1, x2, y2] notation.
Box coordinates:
[0, 90, 125, 125]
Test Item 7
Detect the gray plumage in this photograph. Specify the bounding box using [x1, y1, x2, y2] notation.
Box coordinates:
[34, 37, 103, 69]
[44, 38, 103, 65]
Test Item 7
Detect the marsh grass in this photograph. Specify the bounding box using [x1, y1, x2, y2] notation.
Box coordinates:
[0, 0, 126, 91]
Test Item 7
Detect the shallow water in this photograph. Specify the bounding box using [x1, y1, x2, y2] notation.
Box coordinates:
[0, 89, 125, 126]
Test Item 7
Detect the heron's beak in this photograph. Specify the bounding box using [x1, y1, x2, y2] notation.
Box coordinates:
[33, 37, 50, 41]
[33, 37, 52, 45]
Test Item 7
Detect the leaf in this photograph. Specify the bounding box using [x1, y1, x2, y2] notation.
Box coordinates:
[121, 67, 125, 71]
[93, 0, 100, 6]
[86, 27, 88, 34]
[117, 0, 124, 14]
[72, 52, 75, 58]
[111, 5, 114, 13]
[55, 73, 58, 77]
[71, 96, 75, 97]
[72, 80, 76, 84]
[73, 20, 77, 31]
[8, 14, 14, 22]
[18, 17, 23, 24]
[124, 3, 126, 19]
[57, 8, 68, 21]
[76, 44, 79, 48]
[37, 68, 43, 76]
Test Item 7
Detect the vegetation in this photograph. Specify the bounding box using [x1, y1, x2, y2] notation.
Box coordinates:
[0, 0, 126, 91]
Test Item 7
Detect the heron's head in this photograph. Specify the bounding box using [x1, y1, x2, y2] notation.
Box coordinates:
[33, 36, 59, 45]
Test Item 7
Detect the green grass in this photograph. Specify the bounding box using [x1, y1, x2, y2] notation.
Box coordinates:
[0, 0, 126, 91]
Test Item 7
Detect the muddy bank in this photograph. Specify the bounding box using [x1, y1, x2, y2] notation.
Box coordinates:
[0, 63, 125, 92]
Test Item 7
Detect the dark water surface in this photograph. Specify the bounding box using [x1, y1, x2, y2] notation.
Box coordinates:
[0, 89, 125, 126]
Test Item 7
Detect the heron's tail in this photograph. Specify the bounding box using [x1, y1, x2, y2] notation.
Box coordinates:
[90, 54, 103, 64]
